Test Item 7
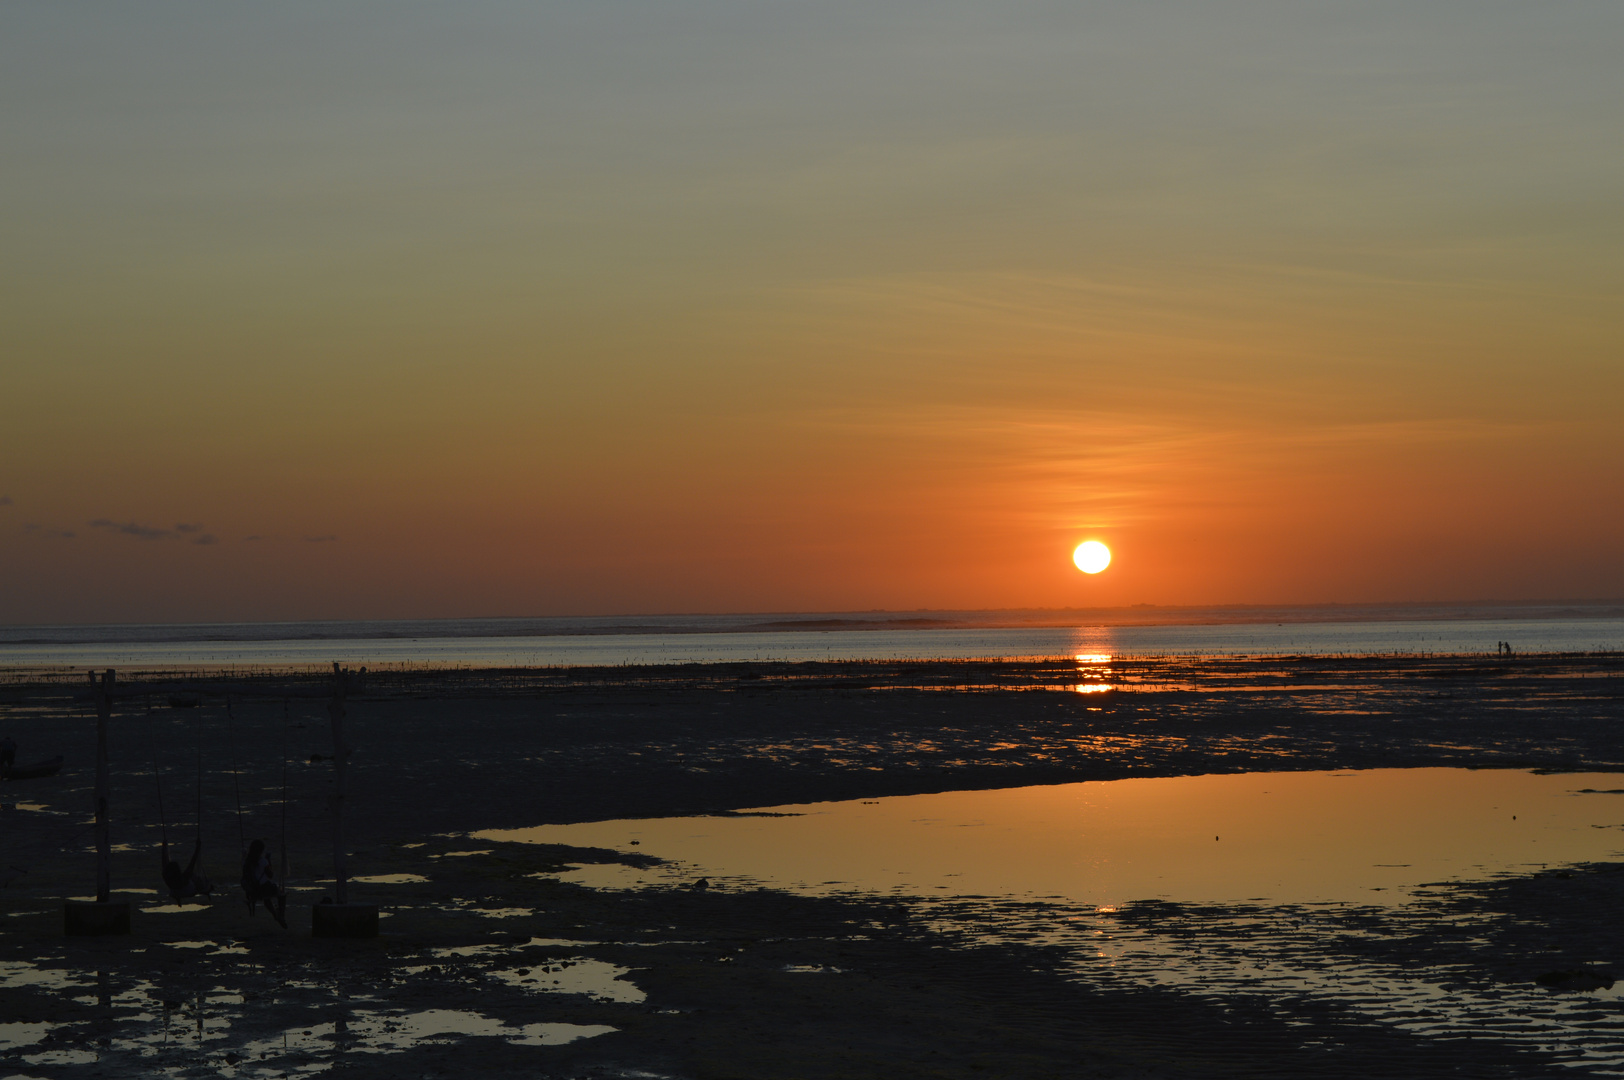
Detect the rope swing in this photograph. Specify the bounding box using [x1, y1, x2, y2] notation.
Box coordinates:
[234, 696, 290, 929]
[155, 706, 213, 902]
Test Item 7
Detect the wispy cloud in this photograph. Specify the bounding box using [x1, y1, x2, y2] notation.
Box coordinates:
[72, 516, 333, 547]
[23, 523, 75, 539]
[89, 518, 172, 540]
[0, 495, 13, 507]
[798, 401, 1536, 531]
[86, 518, 228, 544]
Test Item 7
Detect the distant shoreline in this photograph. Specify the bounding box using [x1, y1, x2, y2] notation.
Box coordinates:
[4, 598, 1624, 645]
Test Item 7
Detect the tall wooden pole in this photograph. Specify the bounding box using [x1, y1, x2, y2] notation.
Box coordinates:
[280, 700, 289, 892]
[328, 662, 348, 906]
[90, 669, 114, 903]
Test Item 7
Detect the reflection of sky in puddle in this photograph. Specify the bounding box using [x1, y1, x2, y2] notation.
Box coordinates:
[426, 943, 643, 1001]
[1, 961, 88, 990]
[487, 768, 1624, 1071]
[1, 1021, 52, 1049]
[238, 1009, 616, 1053]
[0, 941, 629, 1075]
[483, 769, 1624, 906]
[352, 873, 430, 884]
[491, 958, 646, 1001]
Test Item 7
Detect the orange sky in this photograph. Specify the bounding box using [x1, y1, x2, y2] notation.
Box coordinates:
[3, 2, 1621, 625]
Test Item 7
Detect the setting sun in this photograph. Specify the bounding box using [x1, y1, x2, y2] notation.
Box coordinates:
[1073, 541, 1112, 575]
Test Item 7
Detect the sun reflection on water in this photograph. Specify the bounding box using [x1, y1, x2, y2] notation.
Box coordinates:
[1071, 652, 1114, 694]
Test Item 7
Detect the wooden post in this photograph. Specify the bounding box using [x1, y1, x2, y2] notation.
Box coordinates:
[328, 661, 348, 906]
[66, 669, 129, 934]
[92, 669, 113, 903]
[311, 661, 376, 937]
[280, 700, 289, 892]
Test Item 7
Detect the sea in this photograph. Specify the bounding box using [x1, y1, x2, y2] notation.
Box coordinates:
[1, 602, 1620, 668]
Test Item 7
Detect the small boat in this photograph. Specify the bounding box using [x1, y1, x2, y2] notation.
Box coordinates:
[2, 756, 64, 781]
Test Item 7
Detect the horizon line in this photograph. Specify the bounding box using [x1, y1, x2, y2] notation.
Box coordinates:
[5, 596, 1624, 633]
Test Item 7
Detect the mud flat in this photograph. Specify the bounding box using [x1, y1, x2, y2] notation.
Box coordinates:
[2, 653, 1622, 1077]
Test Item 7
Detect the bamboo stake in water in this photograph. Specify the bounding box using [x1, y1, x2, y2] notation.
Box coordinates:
[280, 699, 289, 891]
[328, 662, 348, 906]
[89, 669, 114, 903]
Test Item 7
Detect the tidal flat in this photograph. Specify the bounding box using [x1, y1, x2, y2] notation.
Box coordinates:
[2, 654, 1623, 1077]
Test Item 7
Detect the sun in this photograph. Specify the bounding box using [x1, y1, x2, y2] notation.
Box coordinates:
[1072, 541, 1111, 574]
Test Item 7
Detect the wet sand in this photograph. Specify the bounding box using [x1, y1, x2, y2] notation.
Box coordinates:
[2, 653, 1623, 1077]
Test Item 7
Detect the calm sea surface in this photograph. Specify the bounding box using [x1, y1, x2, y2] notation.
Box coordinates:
[1, 611, 1620, 668]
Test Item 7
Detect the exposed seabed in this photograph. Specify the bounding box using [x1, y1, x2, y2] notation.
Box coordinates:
[2, 653, 1622, 1077]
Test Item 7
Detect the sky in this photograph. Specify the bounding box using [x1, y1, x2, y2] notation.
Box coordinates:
[3, 1, 1621, 625]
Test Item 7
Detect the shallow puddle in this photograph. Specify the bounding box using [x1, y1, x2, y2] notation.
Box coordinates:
[485, 767, 1624, 1072]
[350, 873, 429, 885]
[237, 1009, 616, 1054]
[0, 935, 636, 1075]
[490, 958, 646, 1002]
[482, 768, 1624, 906]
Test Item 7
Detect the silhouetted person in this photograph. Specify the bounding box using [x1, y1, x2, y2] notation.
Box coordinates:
[0, 736, 15, 771]
[161, 836, 213, 901]
[241, 838, 288, 928]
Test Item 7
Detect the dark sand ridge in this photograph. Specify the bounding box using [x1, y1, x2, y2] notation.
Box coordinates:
[2, 654, 1622, 1077]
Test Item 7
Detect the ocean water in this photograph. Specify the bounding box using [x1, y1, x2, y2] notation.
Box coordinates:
[0, 609, 1620, 668]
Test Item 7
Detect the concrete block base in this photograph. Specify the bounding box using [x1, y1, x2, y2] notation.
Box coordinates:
[312, 903, 378, 938]
[64, 901, 131, 936]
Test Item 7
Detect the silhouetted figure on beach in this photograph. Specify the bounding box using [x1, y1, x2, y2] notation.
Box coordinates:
[241, 838, 288, 928]
[0, 736, 15, 771]
[161, 836, 213, 901]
